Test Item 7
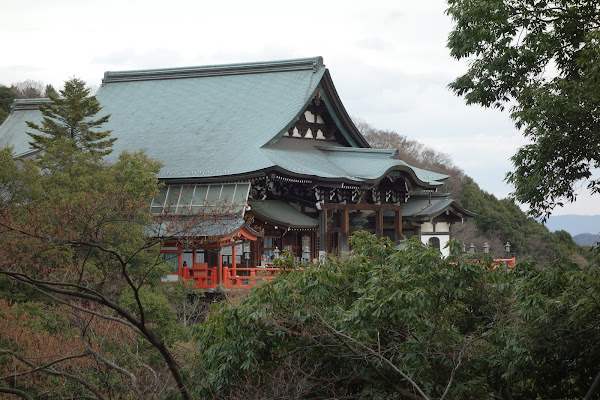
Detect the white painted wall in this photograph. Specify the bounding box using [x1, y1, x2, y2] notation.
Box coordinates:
[161, 274, 179, 282]
[435, 222, 450, 232]
[421, 222, 434, 233]
[420, 234, 451, 257]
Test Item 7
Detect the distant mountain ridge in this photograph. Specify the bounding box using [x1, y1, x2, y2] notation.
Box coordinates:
[545, 214, 600, 236]
[573, 233, 600, 247]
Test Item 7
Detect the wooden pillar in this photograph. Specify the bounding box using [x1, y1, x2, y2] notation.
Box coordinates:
[177, 243, 183, 277]
[394, 208, 402, 244]
[340, 207, 349, 253]
[218, 246, 223, 284]
[232, 243, 237, 270]
[253, 239, 259, 268]
[375, 207, 383, 238]
[319, 205, 327, 255]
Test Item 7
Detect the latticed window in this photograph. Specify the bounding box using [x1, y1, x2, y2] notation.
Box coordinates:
[162, 253, 179, 272]
[150, 183, 250, 215]
[428, 237, 441, 250]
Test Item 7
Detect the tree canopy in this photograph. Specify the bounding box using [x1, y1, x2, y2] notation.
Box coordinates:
[0, 86, 16, 126]
[0, 80, 201, 399]
[358, 120, 590, 266]
[26, 77, 115, 161]
[446, 0, 600, 218]
[193, 232, 600, 399]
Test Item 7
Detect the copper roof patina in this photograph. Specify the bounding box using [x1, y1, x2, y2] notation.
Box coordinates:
[0, 57, 448, 189]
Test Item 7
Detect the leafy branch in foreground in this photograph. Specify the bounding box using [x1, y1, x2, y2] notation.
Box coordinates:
[0, 146, 201, 399]
[193, 231, 600, 399]
[446, 0, 600, 218]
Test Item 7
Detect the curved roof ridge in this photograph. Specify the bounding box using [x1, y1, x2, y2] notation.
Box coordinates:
[102, 57, 324, 84]
[11, 98, 53, 112]
[317, 146, 399, 157]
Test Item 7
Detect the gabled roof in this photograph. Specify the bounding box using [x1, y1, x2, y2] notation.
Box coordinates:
[401, 193, 475, 221]
[0, 99, 50, 157]
[0, 57, 447, 189]
[96, 58, 331, 179]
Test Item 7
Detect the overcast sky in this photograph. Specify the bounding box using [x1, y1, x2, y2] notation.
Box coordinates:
[2, 0, 598, 216]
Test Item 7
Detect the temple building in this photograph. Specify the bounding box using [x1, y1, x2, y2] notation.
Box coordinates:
[0, 57, 474, 289]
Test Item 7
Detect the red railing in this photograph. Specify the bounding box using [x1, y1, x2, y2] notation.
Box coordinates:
[222, 266, 281, 289]
[182, 266, 218, 289]
[179, 258, 517, 291]
[492, 258, 516, 268]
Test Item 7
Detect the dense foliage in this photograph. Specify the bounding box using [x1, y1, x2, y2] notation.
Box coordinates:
[0, 86, 16, 126]
[458, 177, 583, 264]
[446, 0, 600, 218]
[360, 121, 589, 266]
[27, 78, 115, 158]
[0, 80, 200, 399]
[193, 232, 600, 399]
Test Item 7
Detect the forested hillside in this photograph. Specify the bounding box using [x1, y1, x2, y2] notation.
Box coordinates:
[358, 120, 591, 266]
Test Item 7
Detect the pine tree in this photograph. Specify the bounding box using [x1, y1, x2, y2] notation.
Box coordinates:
[43, 84, 58, 98]
[27, 78, 115, 160]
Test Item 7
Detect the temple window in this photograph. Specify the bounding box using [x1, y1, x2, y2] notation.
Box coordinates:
[162, 252, 179, 273]
[428, 237, 441, 250]
[262, 237, 280, 262]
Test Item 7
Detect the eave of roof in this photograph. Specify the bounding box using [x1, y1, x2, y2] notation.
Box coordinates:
[249, 200, 319, 229]
[146, 216, 246, 238]
[260, 139, 448, 189]
[401, 194, 476, 221]
[318, 70, 371, 148]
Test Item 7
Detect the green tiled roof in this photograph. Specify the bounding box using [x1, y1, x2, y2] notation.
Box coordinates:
[400, 193, 475, 221]
[0, 57, 448, 189]
[0, 99, 50, 157]
[262, 140, 448, 186]
[250, 200, 319, 228]
[95, 58, 327, 179]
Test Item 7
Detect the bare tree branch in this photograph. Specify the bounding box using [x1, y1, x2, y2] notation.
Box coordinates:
[0, 349, 106, 400]
[314, 314, 431, 400]
[0, 387, 35, 400]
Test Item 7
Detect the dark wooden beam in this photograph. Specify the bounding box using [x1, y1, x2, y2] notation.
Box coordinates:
[395, 209, 402, 244]
[319, 208, 327, 255]
[325, 203, 402, 211]
[340, 208, 349, 253]
[375, 209, 383, 239]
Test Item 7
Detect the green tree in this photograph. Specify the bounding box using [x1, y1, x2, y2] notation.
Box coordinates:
[193, 232, 600, 399]
[26, 77, 115, 161]
[0, 80, 203, 398]
[446, 0, 600, 218]
[44, 83, 58, 98]
[193, 233, 508, 399]
[0, 146, 198, 399]
[0, 86, 16, 126]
